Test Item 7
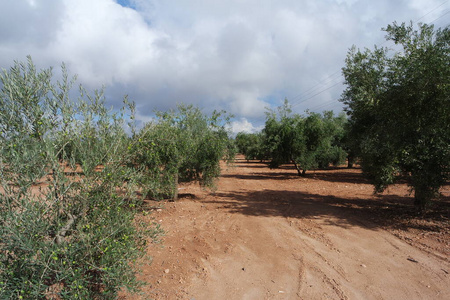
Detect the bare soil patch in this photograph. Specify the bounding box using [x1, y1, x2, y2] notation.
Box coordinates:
[129, 156, 449, 299]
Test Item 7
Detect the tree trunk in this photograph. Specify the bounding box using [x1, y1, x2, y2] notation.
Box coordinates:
[414, 186, 434, 211]
[347, 154, 354, 168]
[292, 160, 305, 176]
[172, 173, 179, 201]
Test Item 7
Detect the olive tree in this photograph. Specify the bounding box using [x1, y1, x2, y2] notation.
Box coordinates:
[302, 111, 347, 170]
[0, 57, 156, 299]
[131, 105, 235, 200]
[341, 22, 450, 208]
[264, 100, 304, 175]
[264, 100, 347, 175]
[235, 132, 268, 161]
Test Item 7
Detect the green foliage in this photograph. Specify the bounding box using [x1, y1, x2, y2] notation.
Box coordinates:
[317, 111, 348, 168]
[264, 99, 347, 175]
[294, 111, 347, 173]
[0, 57, 158, 299]
[341, 22, 450, 208]
[264, 100, 303, 173]
[131, 104, 235, 200]
[235, 132, 268, 161]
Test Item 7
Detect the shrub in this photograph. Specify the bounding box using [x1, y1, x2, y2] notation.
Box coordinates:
[0, 57, 158, 299]
[131, 105, 235, 200]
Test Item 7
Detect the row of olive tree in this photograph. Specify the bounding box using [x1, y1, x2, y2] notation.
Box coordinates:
[236, 100, 348, 176]
[264, 100, 347, 175]
[129, 104, 235, 201]
[0, 57, 157, 299]
[341, 22, 449, 209]
[0, 57, 234, 299]
[235, 131, 267, 161]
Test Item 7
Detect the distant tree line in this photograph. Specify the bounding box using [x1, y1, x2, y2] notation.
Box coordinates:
[235, 99, 348, 176]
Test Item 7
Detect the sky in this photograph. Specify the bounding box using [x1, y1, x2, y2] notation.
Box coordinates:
[0, 0, 448, 134]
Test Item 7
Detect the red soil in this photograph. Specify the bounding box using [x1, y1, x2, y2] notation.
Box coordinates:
[127, 156, 449, 299]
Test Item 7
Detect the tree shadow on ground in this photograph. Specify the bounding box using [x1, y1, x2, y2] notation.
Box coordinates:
[233, 164, 271, 169]
[221, 172, 300, 181]
[223, 172, 371, 187]
[219, 158, 450, 233]
[232, 160, 370, 184]
[222, 169, 372, 184]
[306, 170, 371, 184]
[208, 189, 449, 232]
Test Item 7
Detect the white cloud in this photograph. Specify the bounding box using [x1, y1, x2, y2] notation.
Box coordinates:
[228, 118, 264, 136]
[51, 0, 161, 87]
[0, 0, 447, 131]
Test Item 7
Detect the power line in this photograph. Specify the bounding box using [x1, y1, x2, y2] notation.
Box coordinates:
[285, 1, 450, 113]
[289, 70, 341, 103]
[291, 80, 343, 109]
[289, 72, 343, 107]
[308, 98, 343, 112]
[427, 9, 449, 24]
[415, 0, 449, 22]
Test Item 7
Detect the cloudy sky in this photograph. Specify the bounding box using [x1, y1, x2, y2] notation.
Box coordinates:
[0, 0, 448, 133]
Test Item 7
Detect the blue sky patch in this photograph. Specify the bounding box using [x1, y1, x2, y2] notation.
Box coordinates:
[116, 0, 135, 9]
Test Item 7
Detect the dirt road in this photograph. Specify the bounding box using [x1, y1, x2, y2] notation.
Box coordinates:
[132, 157, 449, 299]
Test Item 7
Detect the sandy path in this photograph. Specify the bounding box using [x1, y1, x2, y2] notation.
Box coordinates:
[132, 157, 449, 299]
